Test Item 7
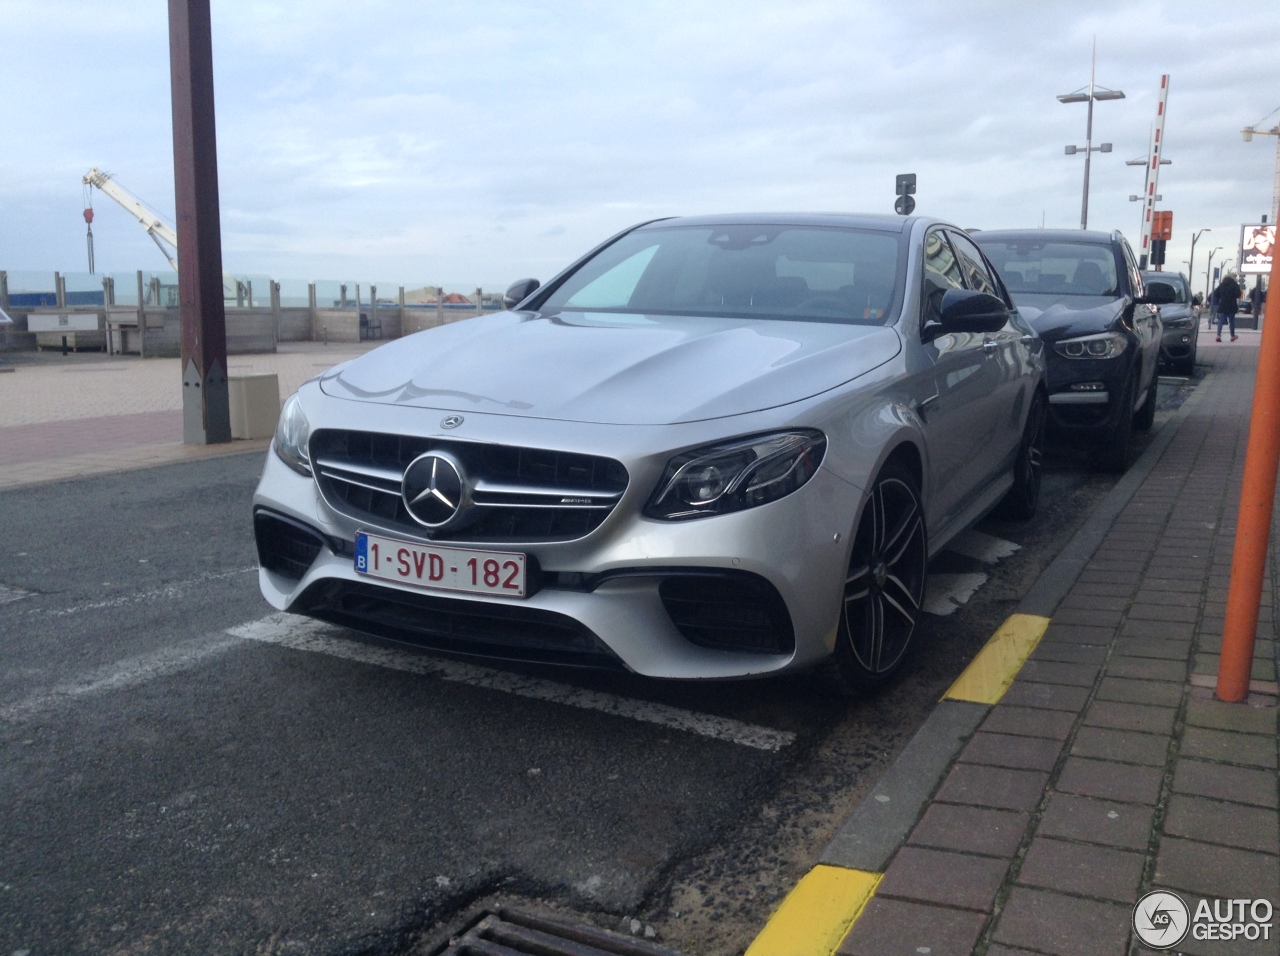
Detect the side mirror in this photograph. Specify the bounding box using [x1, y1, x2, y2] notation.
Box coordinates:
[924, 289, 1009, 340]
[1136, 282, 1176, 305]
[503, 278, 541, 310]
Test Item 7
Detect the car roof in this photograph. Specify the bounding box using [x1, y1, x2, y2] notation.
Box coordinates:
[971, 227, 1120, 245]
[636, 213, 924, 234]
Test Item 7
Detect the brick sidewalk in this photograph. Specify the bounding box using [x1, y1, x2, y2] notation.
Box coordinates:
[836, 341, 1279, 956]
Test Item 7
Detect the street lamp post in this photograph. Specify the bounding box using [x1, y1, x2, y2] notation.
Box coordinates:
[1059, 42, 1125, 230]
[1189, 227, 1211, 295]
[1206, 246, 1223, 308]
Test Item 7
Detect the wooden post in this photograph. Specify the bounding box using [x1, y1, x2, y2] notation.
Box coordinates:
[168, 0, 230, 443]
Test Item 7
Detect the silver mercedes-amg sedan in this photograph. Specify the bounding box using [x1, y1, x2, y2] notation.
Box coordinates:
[253, 214, 1047, 692]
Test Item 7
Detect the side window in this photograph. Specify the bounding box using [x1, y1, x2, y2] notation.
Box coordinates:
[1120, 241, 1142, 297]
[948, 231, 1000, 297]
[923, 229, 965, 325]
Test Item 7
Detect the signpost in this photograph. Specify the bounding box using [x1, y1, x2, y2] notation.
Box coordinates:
[894, 174, 916, 216]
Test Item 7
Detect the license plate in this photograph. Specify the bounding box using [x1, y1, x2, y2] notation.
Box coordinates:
[354, 531, 527, 598]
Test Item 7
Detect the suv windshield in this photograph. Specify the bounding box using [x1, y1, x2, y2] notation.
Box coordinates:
[1141, 273, 1188, 303]
[538, 224, 903, 325]
[976, 238, 1119, 297]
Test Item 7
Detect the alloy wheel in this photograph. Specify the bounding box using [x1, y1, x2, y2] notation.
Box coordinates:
[841, 471, 927, 677]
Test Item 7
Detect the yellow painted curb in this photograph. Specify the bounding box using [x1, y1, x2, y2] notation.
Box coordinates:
[943, 612, 1051, 704]
[745, 865, 881, 956]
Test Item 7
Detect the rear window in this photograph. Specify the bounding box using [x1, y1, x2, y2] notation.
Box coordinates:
[975, 238, 1119, 297]
[539, 224, 904, 325]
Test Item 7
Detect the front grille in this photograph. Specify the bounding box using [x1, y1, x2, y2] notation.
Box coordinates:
[310, 429, 629, 543]
[293, 579, 623, 668]
[255, 510, 327, 581]
[658, 572, 795, 654]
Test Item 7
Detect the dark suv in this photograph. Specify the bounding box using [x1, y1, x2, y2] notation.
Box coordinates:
[1141, 271, 1197, 375]
[973, 229, 1174, 472]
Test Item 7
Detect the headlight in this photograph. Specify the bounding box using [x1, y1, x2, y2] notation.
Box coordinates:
[273, 392, 312, 476]
[1053, 331, 1129, 360]
[646, 431, 826, 520]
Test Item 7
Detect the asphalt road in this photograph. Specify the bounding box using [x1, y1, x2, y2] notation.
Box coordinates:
[0, 376, 1195, 956]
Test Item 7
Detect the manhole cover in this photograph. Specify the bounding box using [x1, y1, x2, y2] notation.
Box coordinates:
[428, 907, 688, 956]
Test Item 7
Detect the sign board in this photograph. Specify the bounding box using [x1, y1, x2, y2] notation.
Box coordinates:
[1152, 210, 1173, 241]
[1240, 224, 1275, 275]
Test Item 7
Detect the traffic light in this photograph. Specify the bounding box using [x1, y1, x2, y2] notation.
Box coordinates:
[1151, 239, 1166, 266]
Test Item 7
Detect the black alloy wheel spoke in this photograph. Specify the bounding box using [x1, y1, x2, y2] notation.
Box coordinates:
[880, 573, 919, 627]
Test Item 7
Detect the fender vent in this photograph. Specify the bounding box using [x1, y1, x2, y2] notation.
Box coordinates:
[431, 907, 687, 956]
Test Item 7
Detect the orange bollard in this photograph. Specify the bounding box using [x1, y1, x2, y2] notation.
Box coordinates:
[1218, 251, 1280, 702]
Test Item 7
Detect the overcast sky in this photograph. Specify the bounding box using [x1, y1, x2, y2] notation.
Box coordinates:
[4, 0, 1279, 294]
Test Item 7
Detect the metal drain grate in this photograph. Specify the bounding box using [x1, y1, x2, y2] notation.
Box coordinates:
[433, 907, 689, 956]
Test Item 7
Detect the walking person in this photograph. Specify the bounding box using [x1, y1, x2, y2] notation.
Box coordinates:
[1212, 272, 1242, 342]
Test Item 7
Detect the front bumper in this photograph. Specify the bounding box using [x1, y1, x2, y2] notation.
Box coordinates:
[1043, 351, 1133, 439]
[253, 435, 860, 680]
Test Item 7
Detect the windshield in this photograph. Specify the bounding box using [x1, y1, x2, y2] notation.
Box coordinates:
[1142, 273, 1188, 303]
[538, 224, 903, 325]
[976, 238, 1119, 297]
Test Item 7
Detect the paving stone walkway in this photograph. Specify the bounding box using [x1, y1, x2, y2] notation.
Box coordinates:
[839, 340, 1279, 956]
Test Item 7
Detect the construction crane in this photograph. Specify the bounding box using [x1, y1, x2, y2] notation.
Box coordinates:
[82, 167, 179, 273]
[82, 167, 243, 302]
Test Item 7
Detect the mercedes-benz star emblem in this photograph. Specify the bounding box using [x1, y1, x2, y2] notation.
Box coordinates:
[402, 452, 467, 529]
[440, 415, 464, 429]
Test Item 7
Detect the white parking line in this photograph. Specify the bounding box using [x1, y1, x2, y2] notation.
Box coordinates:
[29, 566, 259, 618]
[947, 530, 1021, 565]
[229, 613, 796, 753]
[0, 633, 244, 723]
[923, 573, 989, 617]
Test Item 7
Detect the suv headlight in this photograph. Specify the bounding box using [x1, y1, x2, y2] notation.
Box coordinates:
[1053, 331, 1129, 360]
[273, 393, 312, 476]
[646, 431, 826, 520]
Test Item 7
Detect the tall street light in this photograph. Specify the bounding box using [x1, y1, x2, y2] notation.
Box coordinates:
[1205, 246, 1223, 303]
[1059, 41, 1125, 230]
[1188, 228, 1210, 295]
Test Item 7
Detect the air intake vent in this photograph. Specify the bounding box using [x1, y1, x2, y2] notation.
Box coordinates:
[659, 572, 795, 654]
[254, 510, 327, 581]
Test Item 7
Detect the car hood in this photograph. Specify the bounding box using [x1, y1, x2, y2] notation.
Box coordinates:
[318, 309, 902, 425]
[1009, 293, 1128, 342]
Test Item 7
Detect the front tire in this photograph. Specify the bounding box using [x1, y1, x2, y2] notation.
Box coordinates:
[997, 391, 1046, 520]
[1133, 375, 1157, 432]
[822, 460, 927, 693]
[1094, 372, 1136, 473]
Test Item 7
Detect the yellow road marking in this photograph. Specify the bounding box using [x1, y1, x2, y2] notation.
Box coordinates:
[943, 612, 1050, 704]
[745, 865, 881, 956]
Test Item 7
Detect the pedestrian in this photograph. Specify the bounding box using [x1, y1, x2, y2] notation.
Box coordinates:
[1212, 272, 1242, 342]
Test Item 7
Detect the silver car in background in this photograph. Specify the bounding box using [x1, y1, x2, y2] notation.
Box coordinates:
[254, 214, 1046, 692]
